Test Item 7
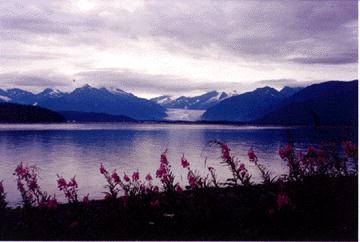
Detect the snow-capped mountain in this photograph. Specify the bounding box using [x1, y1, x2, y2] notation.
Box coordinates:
[151, 91, 237, 110]
[0, 85, 166, 120]
[202, 87, 287, 122]
[150, 95, 173, 105]
[37, 88, 65, 99]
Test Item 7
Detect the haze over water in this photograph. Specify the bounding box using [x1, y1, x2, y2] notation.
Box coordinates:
[0, 123, 355, 206]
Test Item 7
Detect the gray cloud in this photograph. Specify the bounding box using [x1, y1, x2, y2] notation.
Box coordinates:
[0, 1, 357, 63]
[290, 53, 358, 65]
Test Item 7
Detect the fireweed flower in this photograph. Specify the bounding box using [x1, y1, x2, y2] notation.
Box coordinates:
[279, 144, 294, 160]
[156, 151, 176, 191]
[181, 156, 190, 168]
[123, 174, 130, 182]
[132, 171, 140, 182]
[238, 163, 246, 172]
[100, 163, 107, 175]
[175, 183, 183, 193]
[56, 175, 79, 203]
[145, 173, 153, 181]
[14, 163, 50, 207]
[111, 171, 121, 184]
[247, 148, 257, 162]
[221, 143, 231, 161]
[160, 152, 169, 165]
[187, 172, 197, 188]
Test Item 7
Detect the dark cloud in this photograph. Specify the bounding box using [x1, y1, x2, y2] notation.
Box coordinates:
[254, 78, 318, 89]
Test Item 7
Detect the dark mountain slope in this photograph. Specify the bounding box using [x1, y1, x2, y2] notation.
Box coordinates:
[0, 103, 65, 123]
[256, 80, 358, 126]
[202, 87, 286, 122]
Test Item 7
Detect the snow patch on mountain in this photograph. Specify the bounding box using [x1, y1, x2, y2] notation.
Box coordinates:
[0, 96, 11, 102]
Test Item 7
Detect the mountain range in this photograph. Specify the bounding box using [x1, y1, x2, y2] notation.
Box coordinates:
[202, 86, 302, 122]
[0, 85, 166, 120]
[257, 80, 358, 126]
[151, 91, 237, 110]
[203, 80, 357, 126]
[0, 80, 356, 126]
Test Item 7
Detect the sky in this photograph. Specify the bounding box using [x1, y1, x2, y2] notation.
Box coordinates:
[0, 0, 358, 98]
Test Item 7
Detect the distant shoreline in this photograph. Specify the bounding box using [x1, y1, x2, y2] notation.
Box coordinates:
[0, 120, 357, 129]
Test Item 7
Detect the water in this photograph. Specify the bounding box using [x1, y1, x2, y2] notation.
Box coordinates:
[0, 123, 356, 206]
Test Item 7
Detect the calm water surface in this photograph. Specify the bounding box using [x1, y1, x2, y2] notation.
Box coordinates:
[0, 123, 356, 206]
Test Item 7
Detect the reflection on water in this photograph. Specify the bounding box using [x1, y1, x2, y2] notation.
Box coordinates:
[0, 123, 356, 206]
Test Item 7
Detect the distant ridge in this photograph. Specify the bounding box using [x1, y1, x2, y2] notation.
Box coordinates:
[0, 103, 65, 123]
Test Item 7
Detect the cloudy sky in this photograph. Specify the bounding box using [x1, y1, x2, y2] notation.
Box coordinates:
[0, 0, 358, 98]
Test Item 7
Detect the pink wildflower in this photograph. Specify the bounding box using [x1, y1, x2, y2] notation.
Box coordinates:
[181, 156, 190, 168]
[132, 171, 140, 182]
[279, 144, 293, 160]
[100, 163, 107, 175]
[57, 177, 67, 190]
[69, 176, 78, 188]
[175, 183, 183, 193]
[111, 171, 121, 183]
[145, 173, 153, 181]
[238, 163, 246, 172]
[56, 175, 79, 203]
[123, 174, 130, 182]
[160, 151, 169, 165]
[187, 173, 197, 188]
[28, 179, 38, 191]
[221, 143, 231, 161]
[248, 148, 257, 161]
